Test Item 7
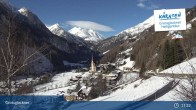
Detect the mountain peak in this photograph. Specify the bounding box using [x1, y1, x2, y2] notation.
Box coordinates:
[68, 27, 104, 42]
[47, 23, 66, 37]
[50, 23, 60, 29]
[117, 15, 154, 37]
[18, 7, 31, 16]
[47, 24, 86, 45]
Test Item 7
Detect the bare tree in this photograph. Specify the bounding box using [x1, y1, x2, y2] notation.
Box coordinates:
[0, 13, 49, 95]
[171, 33, 196, 101]
[175, 74, 196, 101]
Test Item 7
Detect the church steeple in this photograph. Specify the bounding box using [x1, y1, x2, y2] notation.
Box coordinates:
[90, 55, 96, 73]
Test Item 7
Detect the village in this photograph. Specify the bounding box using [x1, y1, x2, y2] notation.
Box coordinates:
[30, 55, 139, 101]
[63, 56, 139, 101]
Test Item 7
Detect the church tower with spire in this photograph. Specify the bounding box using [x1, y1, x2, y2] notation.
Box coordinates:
[90, 55, 96, 73]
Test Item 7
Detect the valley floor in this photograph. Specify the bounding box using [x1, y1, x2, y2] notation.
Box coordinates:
[25, 57, 196, 110]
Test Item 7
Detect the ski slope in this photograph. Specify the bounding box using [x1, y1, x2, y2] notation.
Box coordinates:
[157, 57, 196, 101]
[161, 57, 196, 74]
[92, 76, 171, 101]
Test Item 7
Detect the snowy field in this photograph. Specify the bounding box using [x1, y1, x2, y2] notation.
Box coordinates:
[161, 57, 196, 74]
[64, 76, 172, 110]
[32, 72, 90, 95]
[92, 76, 171, 101]
[157, 57, 196, 101]
[64, 57, 196, 109]
[31, 56, 196, 110]
[117, 72, 139, 85]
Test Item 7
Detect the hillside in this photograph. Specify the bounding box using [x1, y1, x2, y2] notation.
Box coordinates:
[96, 6, 196, 72]
[0, 2, 94, 75]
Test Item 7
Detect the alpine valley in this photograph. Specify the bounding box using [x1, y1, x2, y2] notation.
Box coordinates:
[1, 1, 196, 109]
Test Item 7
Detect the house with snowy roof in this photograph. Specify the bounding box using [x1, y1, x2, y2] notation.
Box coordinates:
[77, 86, 92, 100]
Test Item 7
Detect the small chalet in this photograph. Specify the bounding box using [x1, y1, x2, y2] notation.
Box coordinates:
[77, 86, 92, 100]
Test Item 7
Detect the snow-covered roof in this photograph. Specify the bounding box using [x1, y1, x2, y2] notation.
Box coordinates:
[79, 86, 92, 96]
[70, 77, 78, 81]
[94, 72, 101, 76]
[107, 73, 118, 77]
[107, 77, 118, 80]
[68, 85, 76, 90]
[118, 57, 135, 71]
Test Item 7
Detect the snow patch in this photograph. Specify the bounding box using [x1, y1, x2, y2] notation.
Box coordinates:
[190, 17, 196, 22]
[187, 23, 192, 29]
[103, 50, 110, 55]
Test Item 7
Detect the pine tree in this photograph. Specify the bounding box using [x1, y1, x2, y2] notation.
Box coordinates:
[173, 39, 185, 65]
[139, 62, 146, 78]
[161, 39, 185, 69]
[162, 40, 173, 69]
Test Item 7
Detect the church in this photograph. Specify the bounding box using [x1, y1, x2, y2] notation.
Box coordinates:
[90, 56, 96, 73]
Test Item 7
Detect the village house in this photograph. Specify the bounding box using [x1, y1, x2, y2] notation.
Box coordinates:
[77, 86, 92, 100]
[65, 86, 92, 101]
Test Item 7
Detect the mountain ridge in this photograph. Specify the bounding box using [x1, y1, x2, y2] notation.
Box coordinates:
[69, 27, 104, 42]
[47, 23, 86, 46]
[0, 3, 94, 74]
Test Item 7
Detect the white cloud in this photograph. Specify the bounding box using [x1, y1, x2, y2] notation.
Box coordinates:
[137, 0, 159, 10]
[66, 21, 114, 32]
[137, 2, 145, 8]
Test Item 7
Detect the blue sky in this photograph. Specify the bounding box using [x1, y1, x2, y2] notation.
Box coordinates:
[8, 0, 196, 37]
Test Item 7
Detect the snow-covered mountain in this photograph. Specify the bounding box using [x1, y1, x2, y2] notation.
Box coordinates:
[18, 7, 47, 29]
[117, 15, 154, 37]
[18, 7, 30, 16]
[68, 27, 104, 42]
[47, 24, 86, 45]
[96, 16, 154, 53]
[0, 5, 94, 73]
